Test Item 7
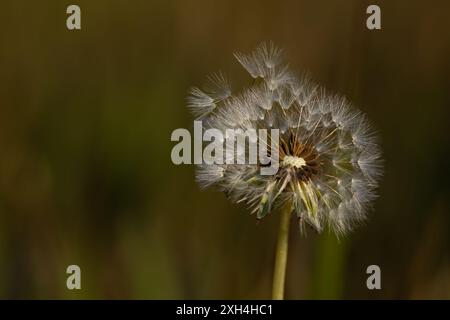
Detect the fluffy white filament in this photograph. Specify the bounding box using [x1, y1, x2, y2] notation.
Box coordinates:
[188, 42, 383, 235]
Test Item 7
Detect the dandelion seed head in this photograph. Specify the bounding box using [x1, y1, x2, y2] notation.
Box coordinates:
[188, 43, 383, 236]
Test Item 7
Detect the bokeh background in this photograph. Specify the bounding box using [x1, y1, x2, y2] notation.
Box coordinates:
[0, 0, 449, 299]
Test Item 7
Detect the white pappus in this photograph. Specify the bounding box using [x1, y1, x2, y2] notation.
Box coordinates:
[188, 42, 383, 236]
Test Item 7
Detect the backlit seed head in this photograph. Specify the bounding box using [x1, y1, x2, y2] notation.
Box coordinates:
[188, 43, 383, 236]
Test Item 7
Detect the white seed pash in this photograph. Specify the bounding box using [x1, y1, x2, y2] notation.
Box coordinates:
[189, 43, 382, 235]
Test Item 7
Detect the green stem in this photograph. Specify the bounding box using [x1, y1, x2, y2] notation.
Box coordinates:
[271, 202, 292, 300]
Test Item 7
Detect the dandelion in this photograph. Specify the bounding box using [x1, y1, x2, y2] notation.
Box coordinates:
[188, 43, 383, 299]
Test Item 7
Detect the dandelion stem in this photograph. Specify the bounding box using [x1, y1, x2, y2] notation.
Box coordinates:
[271, 202, 292, 300]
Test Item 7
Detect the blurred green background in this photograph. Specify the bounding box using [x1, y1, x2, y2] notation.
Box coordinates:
[0, 0, 449, 299]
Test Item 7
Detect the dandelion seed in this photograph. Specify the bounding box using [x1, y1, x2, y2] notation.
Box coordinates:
[187, 43, 383, 299]
[188, 43, 382, 235]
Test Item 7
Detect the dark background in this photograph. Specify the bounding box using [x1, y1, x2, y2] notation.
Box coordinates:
[0, 0, 449, 299]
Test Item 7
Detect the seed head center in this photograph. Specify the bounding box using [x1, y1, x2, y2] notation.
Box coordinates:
[282, 155, 306, 168]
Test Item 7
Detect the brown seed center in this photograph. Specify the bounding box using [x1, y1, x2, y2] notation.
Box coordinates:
[279, 132, 321, 181]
